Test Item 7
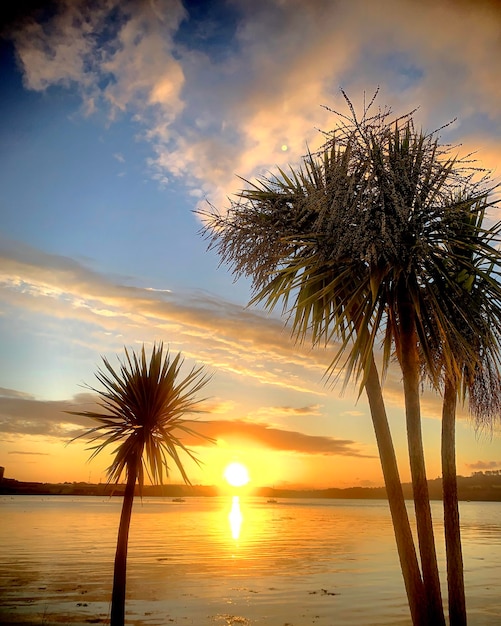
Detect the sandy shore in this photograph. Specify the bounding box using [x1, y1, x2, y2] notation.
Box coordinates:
[0, 577, 413, 626]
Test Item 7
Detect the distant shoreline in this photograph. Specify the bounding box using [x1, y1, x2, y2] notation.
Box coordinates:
[2, 472, 501, 501]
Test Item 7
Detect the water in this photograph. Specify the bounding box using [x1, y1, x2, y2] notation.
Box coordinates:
[0, 496, 500, 625]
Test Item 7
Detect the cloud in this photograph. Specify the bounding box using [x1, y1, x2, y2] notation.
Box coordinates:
[465, 460, 501, 471]
[0, 387, 34, 400]
[8, 450, 49, 456]
[246, 404, 323, 427]
[0, 239, 336, 397]
[0, 390, 370, 458]
[11, 2, 101, 92]
[8, 0, 501, 213]
[192, 418, 374, 458]
[340, 410, 365, 418]
[274, 404, 322, 416]
[0, 242, 355, 445]
[0, 391, 95, 438]
[11, 0, 187, 119]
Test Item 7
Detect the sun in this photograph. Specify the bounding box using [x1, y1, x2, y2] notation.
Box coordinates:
[223, 462, 250, 488]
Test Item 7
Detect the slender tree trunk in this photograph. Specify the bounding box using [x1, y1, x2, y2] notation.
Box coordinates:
[364, 355, 427, 626]
[399, 310, 445, 626]
[110, 455, 139, 626]
[442, 378, 467, 626]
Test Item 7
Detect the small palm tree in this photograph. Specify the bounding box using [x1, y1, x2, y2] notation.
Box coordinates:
[69, 343, 212, 626]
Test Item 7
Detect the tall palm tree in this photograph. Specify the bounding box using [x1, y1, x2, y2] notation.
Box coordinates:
[428, 200, 501, 625]
[200, 95, 499, 624]
[69, 343, 212, 626]
[200, 131, 430, 622]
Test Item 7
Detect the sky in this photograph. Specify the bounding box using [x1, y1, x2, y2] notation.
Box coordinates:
[1, 0, 501, 490]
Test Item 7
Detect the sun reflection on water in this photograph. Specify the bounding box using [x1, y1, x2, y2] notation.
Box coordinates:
[228, 495, 243, 540]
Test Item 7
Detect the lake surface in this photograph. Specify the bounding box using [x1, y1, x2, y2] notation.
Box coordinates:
[0, 495, 500, 625]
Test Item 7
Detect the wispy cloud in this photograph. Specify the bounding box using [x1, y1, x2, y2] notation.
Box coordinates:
[0, 236, 375, 458]
[246, 404, 324, 427]
[0, 239, 337, 398]
[8, 450, 50, 456]
[0, 387, 34, 399]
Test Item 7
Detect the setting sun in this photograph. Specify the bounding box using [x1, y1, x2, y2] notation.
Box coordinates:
[223, 462, 250, 487]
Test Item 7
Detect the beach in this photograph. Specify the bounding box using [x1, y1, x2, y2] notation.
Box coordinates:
[1, 496, 500, 625]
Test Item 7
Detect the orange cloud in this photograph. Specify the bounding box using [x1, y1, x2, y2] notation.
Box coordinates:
[190, 419, 375, 458]
[0, 388, 371, 460]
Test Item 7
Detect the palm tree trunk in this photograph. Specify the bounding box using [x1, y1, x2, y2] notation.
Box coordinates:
[110, 454, 139, 626]
[399, 311, 445, 626]
[442, 377, 467, 626]
[364, 355, 427, 626]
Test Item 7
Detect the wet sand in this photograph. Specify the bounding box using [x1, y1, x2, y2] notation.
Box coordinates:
[0, 577, 412, 626]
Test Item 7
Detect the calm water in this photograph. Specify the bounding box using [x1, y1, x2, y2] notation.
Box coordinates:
[0, 495, 500, 625]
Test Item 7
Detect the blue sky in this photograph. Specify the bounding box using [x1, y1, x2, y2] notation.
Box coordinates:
[1, 0, 501, 487]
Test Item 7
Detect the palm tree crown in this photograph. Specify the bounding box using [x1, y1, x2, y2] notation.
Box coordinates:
[201, 100, 499, 391]
[70, 342, 213, 488]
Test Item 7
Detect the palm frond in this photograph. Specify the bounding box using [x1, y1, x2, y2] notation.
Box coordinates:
[198, 93, 501, 410]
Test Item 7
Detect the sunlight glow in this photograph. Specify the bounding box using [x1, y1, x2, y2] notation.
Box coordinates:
[228, 495, 243, 540]
[223, 462, 250, 487]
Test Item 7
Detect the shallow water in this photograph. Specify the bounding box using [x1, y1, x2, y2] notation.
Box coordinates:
[0, 495, 500, 625]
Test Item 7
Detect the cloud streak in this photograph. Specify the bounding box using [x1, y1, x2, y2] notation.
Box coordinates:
[0, 239, 334, 397]
[191, 418, 375, 458]
[0, 388, 369, 458]
[8, 450, 50, 456]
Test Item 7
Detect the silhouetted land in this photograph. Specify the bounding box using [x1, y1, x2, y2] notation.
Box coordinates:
[1, 471, 501, 501]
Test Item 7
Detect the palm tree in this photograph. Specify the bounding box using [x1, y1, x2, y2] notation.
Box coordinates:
[429, 200, 501, 625]
[200, 94, 499, 624]
[200, 128, 430, 622]
[69, 343, 212, 626]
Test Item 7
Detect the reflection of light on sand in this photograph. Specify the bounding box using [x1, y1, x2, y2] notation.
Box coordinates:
[229, 495, 243, 540]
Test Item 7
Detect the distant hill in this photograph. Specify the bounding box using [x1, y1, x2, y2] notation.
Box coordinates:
[0, 478, 218, 498]
[259, 471, 501, 502]
[2, 471, 501, 501]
